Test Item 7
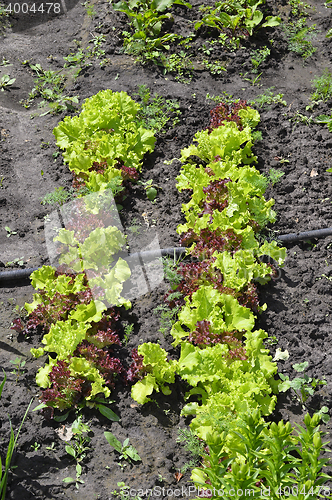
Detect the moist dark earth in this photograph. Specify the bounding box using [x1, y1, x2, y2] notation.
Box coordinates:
[1, 0, 332, 498]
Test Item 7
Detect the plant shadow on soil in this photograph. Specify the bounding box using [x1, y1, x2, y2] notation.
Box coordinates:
[1, 0, 332, 497]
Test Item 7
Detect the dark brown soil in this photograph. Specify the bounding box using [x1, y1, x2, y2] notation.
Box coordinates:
[1, 0, 332, 498]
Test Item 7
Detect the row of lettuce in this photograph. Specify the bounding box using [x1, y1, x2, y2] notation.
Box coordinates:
[129, 103, 331, 498]
[12, 90, 156, 416]
[13, 91, 331, 497]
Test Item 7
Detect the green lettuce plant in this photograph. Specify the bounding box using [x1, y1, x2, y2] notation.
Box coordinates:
[53, 89, 155, 193]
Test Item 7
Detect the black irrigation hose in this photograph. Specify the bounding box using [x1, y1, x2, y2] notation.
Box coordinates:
[2, 227, 332, 283]
[0, 248, 187, 283]
[277, 227, 332, 243]
[0, 267, 40, 281]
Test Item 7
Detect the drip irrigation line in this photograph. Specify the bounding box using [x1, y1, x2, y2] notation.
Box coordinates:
[1, 226, 332, 283]
[0, 248, 187, 283]
[0, 267, 39, 281]
[277, 227, 332, 243]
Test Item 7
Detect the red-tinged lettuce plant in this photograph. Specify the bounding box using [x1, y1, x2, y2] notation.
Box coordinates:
[39, 360, 90, 413]
[53, 89, 156, 194]
[179, 227, 243, 258]
[12, 267, 94, 337]
[208, 100, 249, 132]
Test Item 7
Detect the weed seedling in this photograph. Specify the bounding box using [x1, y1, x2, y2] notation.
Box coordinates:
[282, 18, 317, 61]
[128, 219, 141, 235]
[0, 58, 11, 67]
[112, 482, 143, 500]
[82, 1, 96, 17]
[65, 416, 91, 463]
[249, 87, 287, 108]
[9, 357, 26, 381]
[266, 335, 278, 346]
[310, 69, 332, 102]
[0, 373, 33, 499]
[0, 74, 15, 91]
[267, 168, 285, 186]
[41, 187, 72, 207]
[5, 226, 17, 238]
[135, 85, 181, 133]
[63, 463, 85, 489]
[30, 442, 41, 451]
[250, 47, 270, 73]
[290, 110, 313, 128]
[138, 179, 161, 202]
[177, 427, 204, 474]
[104, 432, 141, 465]
[21, 63, 79, 115]
[6, 257, 24, 267]
[123, 323, 134, 345]
[279, 361, 327, 407]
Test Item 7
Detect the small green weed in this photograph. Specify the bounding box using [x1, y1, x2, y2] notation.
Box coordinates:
[161, 256, 183, 287]
[289, 0, 311, 17]
[314, 406, 330, 424]
[205, 91, 236, 105]
[0, 74, 15, 91]
[40, 187, 72, 207]
[177, 427, 204, 474]
[160, 51, 194, 82]
[104, 432, 141, 467]
[154, 300, 180, 336]
[250, 47, 270, 73]
[9, 357, 26, 381]
[249, 87, 287, 108]
[123, 323, 134, 345]
[63, 464, 85, 489]
[0, 373, 33, 500]
[63, 416, 91, 488]
[64, 416, 91, 463]
[111, 482, 143, 500]
[30, 442, 41, 451]
[6, 257, 24, 267]
[202, 59, 226, 75]
[5, 226, 17, 238]
[267, 168, 285, 186]
[289, 110, 313, 128]
[81, 1, 96, 17]
[279, 361, 327, 407]
[20, 63, 79, 115]
[265, 335, 278, 346]
[310, 69, 332, 102]
[0, 58, 12, 67]
[138, 179, 161, 202]
[282, 18, 317, 60]
[135, 85, 181, 133]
